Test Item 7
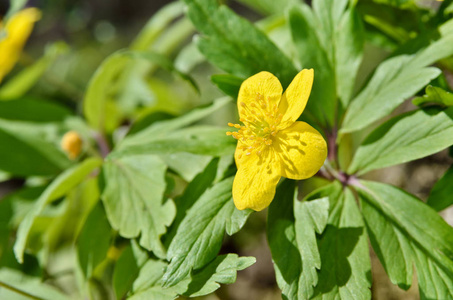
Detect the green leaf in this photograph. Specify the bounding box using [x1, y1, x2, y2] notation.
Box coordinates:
[184, 0, 297, 88]
[130, 2, 185, 51]
[83, 50, 129, 132]
[162, 177, 251, 287]
[348, 107, 453, 175]
[0, 119, 72, 176]
[160, 153, 212, 182]
[13, 157, 102, 263]
[413, 85, 453, 107]
[113, 241, 148, 300]
[113, 126, 236, 158]
[211, 74, 243, 98]
[312, 185, 371, 300]
[341, 55, 441, 134]
[0, 268, 69, 300]
[267, 179, 301, 300]
[0, 97, 71, 123]
[102, 154, 175, 258]
[341, 33, 453, 134]
[0, 42, 69, 101]
[294, 192, 329, 299]
[427, 166, 453, 211]
[76, 203, 112, 280]
[130, 254, 255, 299]
[234, 0, 298, 15]
[121, 97, 231, 147]
[357, 180, 453, 298]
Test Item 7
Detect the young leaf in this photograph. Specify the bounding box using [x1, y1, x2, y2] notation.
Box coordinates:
[183, 0, 297, 88]
[357, 180, 453, 298]
[13, 157, 102, 263]
[0, 119, 72, 176]
[413, 85, 453, 107]
[426, 166, 453, 212]
[348, 107, 453, 175]
[311, 185, 371, 300]
[162, 177, 251, 287]
[76, 203, 112, 280]
[102, 154, 175, 259]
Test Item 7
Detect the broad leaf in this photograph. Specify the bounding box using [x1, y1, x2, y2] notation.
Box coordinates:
[102, 154, 175, 258]
[13, 157, 102, 263]
[0, 97, 71, 123]
[162, 177, 251, 287]
[357, 180, 453, 298]
[211, 74, 243, 98]
[183, 0, 297, 88]
[76, 203, 112, 280]
[312, 185, 371, 300]
[348, 107, 453, 175]
[0, 119, 71, 176]
[427, 166, 453, 212]
[413, 85, 453, 107]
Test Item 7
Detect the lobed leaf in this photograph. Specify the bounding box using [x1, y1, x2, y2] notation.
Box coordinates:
[162, 177, 251, 287]
[348, 106, 453, 175]
[102, 154, 175, 259]
[426, 166, 453, 212]
[357, 180, 453, 298]
[413, 85, 453, 107]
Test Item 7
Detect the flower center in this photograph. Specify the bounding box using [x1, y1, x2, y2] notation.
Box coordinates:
[226, 93, 283, 159]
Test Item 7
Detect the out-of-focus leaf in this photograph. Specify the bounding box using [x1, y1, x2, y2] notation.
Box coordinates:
[0, 268, 69, 300]
[121, 97, 231, 147]
[13, 157, 102, 263]
[0, 97, 71, 123]
[183, 0, 297, 88]
[413, 85, 453, 107]
[102, 154, 175, 258]
[211, 74, 243, 98]
[0, 119, 71, 176]
[234, 0, 298, 15]
[162, 177, 251, 287]
[113, 126, 236, 158]
[357, 180, 453, 298]
[112, 240, 148, 300]
[342, 33, 453, 134]
[76, 203, 111, 280]
[130, 254, 255, 299]
[311, 186, 371, 300]
[0, 42, 69, 100]
[348, 107, 453, 175]
[427, 166, 453, 212]
[130, 2, 185, 51]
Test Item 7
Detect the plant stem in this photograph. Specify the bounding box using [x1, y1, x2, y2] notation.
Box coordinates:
[0, 281, 44, 300]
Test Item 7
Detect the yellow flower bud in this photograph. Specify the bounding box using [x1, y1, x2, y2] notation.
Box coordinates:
[0, 8, 41, 83]
[61, 131, 83, 159]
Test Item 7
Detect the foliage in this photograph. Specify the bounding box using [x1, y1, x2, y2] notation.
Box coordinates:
[1, 0, 453, 299]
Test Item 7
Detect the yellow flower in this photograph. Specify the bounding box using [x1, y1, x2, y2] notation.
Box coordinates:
[0, 8, 41, 83]
[227, 70, 327, 211]
[61, 131, 83, 159]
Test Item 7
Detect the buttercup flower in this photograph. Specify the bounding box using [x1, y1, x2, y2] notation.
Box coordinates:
[0, 8, 41, 83]
[227, 70, 327, 211]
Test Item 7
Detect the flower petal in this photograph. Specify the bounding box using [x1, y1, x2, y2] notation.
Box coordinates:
[278, 69, 314, 128]
[233, 148, 280, 211]
[237, 71, 282, 120]
[273, 121, 327, 180]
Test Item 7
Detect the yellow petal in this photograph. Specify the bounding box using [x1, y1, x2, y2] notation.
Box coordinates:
[273, 121, 327, 180]
[233, 148, 280, 211]
[0, 8, 41, 82]
[237, 71, 282, 120]
[278, 69, 314, 128]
